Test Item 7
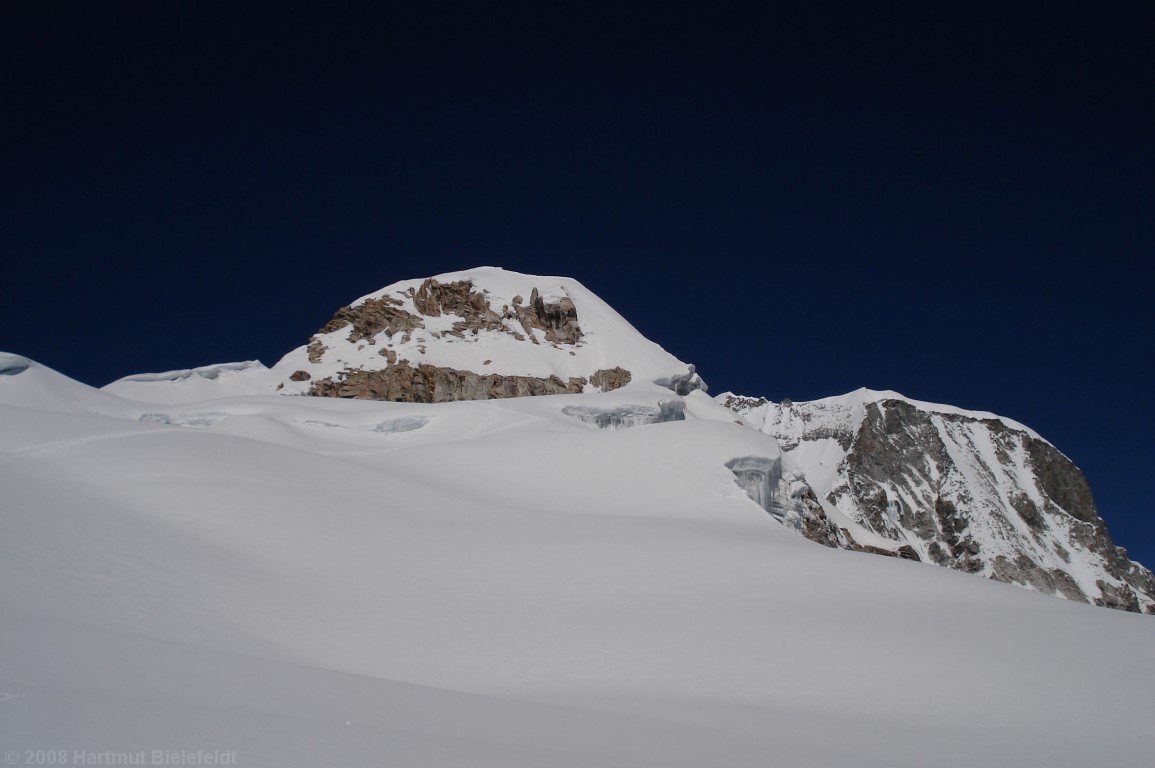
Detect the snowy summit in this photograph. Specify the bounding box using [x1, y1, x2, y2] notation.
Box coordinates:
[107, 267, 705, 404]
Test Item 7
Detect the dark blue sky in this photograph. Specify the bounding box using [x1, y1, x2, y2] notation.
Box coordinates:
[3, 3, 1152, 564]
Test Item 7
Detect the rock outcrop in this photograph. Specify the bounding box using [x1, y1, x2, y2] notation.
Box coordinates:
[312, 277, 591, 353]
[309, 362, 586, 403]
[519, 287, 582, 344]
[589, 367, 632, 391]
[289, 275, 644, 403]
[319, 295, 423, 343]
[307, 360, 638, 403]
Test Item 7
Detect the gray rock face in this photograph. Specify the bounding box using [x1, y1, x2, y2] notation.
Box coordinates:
[719, 393, 767, 413]
[723, 392, 1155, 613]
[1025, 438, 1098, 523]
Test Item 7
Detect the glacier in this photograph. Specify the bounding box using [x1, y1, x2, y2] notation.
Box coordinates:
[2, 352, 1152, 767]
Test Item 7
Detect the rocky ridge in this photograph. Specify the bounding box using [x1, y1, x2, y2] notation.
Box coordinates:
[720, 390, 1155, 613]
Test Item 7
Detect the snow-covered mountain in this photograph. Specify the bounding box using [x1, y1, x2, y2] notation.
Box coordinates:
[2, 350, 1153, 767]
[719, 389, 1155, 613]
[101, 266, 1152, 614]
[105, 267, 705, 404]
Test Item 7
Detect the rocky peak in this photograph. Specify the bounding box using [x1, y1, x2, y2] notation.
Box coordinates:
[270, 267, 702, 403]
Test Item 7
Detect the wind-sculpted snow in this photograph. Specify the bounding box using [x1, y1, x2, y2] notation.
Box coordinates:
[106, 360, 276, 403]
[0, 352, 32, 376]
[2, 355, 1153, 766]
[116, 360, 267, 383]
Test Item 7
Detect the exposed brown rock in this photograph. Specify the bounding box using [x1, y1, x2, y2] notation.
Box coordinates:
[532, 287, 582, 344]
[289, 370, 311, 382]
[589, 367, 632, 392]
[511, 287, 583, 345]
[412, 279, 504, 332]
[410, 278, 547, 340]
[411, 279, 473, 317]
[306, 340, 327, 363]
[299, 279, 588, 396]
[318, 295, 421, 344]
[309, 362, 588, 403]
[855, 543, 922, 561]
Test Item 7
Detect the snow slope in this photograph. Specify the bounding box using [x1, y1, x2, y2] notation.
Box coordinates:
[3, 357, 1153, 767]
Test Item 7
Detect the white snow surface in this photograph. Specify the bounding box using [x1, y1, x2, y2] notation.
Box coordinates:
[2, 354, 1153, 767]
[105, 360, 276, 404]
[104, 267, 700, 402]
[723, 387, 1044, 441]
